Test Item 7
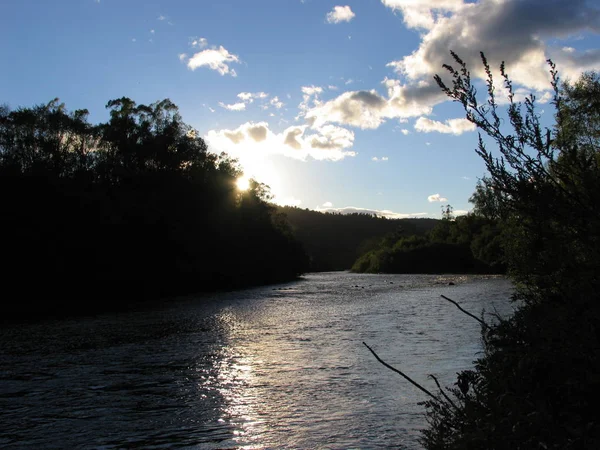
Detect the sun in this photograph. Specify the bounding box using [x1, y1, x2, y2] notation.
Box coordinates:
[236, 176, 250, 191]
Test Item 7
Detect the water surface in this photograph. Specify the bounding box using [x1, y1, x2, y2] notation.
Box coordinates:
[1, 272, 514, 449]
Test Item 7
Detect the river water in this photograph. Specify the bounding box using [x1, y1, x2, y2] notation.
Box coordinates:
[1, 272, 514, 449]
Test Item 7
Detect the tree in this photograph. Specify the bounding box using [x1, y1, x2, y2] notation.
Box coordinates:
[416, 55, 600, 449]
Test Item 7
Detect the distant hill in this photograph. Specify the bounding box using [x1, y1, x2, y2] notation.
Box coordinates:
[277, 206, 438, 271]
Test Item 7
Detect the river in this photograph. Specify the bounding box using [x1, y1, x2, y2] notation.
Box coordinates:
[1, 272, 514, 449]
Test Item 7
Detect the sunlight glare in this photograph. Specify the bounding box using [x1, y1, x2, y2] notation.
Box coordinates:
[236, 176, 250, 191]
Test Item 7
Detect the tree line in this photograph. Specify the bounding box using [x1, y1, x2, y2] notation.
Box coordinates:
[279, 205, 438, 271]
[351, 208, 505, 274]
[0, 98, 308, 317]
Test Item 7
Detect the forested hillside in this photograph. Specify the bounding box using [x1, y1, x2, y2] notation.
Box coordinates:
[0, 98, 308, 317]
[278, 206, 438, 271]
[352, 206, 505, 274]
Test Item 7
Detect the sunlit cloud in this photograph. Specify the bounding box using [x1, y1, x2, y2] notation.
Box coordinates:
[372, 156, 389, 162]
[414, 117, 476, 135]
[326, 5, 356, 24]
[206, 121, 356, 163]
[428, 193, 448, 202]
[322, 201, 333, 207]
[238, 92, 269, 102]
[219, 101, 246, 111]
[185, 44, 240, 76]
[270, 96, 284, 109]
[383, 0, 600, 91]
[303, 78, 446, 129]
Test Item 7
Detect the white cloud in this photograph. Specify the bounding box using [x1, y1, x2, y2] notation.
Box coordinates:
[384, 0, 600, 91]
[219, 102, 246, 111]
[206, 121, 356, 162]
[150, 29, 155, 34]
[315, 205, 429, 219]
[190, 37, 208, 48]
[237, 92, 269, 102]
[381, 0, 464, 30]
[414, 117, 476, 135]
[157, 15, 166, 21]
[401, 129, 410, 135]
[178, 53, 187, 62]
[186, 45, 240, 76]
[322, 201, 333, 207]
[326, 5, 356, 24]
[302, 86, 323, 96]
[454, 209, 470, 217]
[270, 96, 284, 109]
[372, 156, 389, 162]
[304, 78, 446, 129]
[428, 193, 448, 203]
[298, 85, 325, 118]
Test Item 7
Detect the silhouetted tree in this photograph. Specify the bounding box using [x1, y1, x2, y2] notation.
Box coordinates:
[0, 97, 309, 318]
[417, 54, 600, 449]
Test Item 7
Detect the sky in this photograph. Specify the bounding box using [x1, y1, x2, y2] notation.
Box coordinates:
[2, 0, 600, 218]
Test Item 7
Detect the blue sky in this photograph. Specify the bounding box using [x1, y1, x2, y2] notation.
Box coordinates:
[2, 0, 600, 217]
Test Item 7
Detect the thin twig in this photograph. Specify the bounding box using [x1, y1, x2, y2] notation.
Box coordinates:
[429, 374, 461, 413]
[363, 342, 439, 402]
[440, 295, 490, 330]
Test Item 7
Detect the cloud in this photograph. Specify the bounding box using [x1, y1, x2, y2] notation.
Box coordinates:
[247, 124, 268, 142]
[190, 37, 208, 48]
[178, 53, 187, 62]
[372, 156, 389, 162]
[298, 85, 325, 118]
[237, 92, 268, 102]
[186, 45, 240, 76]
[219, 101, 246, 111]
[157, 15, 166, 21]
[381, 0, 464, 30]
[206, 121, 356, 162]
[401, 129, 410, 135]
[414, 117, 476, 135]
[270, 96, 284, 109]
[326, 5, 356, 24]
[384, 0, 600, 91]
[302, 86, 323, 96]
[303, 78, 446, 129]
[315, 205, 429, 219]
[428, 193, 448, 202]
[322, 201, 333, 207]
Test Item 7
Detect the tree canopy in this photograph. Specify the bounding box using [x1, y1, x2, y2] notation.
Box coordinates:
[419, 55, 600, 449]
[0, 98, 308, 318]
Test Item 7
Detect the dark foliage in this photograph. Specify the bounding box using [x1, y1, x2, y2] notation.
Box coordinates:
[419, 55, 600, 449]
[279, 205, 438, 271]
[352, 212, 505, 274]
[0, 98, 308, 318]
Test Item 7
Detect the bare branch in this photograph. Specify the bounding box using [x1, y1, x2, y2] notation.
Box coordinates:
[440, 295, 490, 330]
[429, 374, 461, 413]
[363, 342, 440, 402]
